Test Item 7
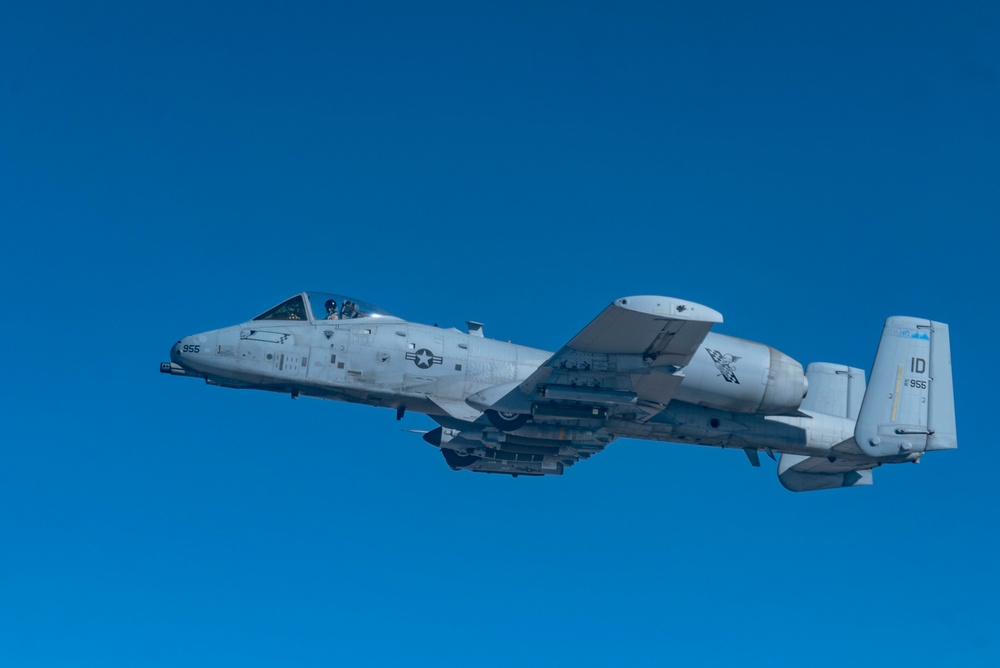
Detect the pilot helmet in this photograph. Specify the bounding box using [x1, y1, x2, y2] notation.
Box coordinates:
[325, 299, 337, 311]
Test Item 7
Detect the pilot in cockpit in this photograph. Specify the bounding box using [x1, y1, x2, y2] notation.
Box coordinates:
[325, 299, 340, 320]
[340, 300, 360, 319]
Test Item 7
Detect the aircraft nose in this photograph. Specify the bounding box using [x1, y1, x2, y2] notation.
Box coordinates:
[170, 336, 201, 367]
[164, 330, 232, 378]
[170, 332, 218, 367]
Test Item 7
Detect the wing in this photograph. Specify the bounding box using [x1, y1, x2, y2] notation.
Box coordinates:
[469, 295, 723, 423]
[436, 297, 721, 476]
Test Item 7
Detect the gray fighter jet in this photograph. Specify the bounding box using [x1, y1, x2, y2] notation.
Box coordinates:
[162, 292, 957, 491]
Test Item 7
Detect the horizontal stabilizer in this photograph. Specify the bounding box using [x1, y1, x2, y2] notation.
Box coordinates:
[777, 454, 874, 492]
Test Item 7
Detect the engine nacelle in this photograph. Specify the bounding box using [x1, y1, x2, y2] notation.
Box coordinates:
[671, 332, 807, 415]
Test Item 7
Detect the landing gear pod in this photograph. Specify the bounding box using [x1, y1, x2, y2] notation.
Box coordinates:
[485, 409, 531, 432]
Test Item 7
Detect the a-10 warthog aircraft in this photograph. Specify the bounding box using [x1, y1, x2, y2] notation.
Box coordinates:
[162, 292, 957, 491]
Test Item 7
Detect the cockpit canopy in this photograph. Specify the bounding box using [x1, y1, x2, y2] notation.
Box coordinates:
[252, 292, 395, 322]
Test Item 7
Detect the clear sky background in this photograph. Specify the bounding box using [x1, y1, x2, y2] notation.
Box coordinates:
[1, 1, 997, 665]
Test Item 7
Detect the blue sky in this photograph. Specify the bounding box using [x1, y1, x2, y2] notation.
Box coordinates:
[1, 1, 997, 665]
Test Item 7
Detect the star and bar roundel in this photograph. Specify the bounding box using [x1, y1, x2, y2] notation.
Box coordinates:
[406, 348, 443, 369]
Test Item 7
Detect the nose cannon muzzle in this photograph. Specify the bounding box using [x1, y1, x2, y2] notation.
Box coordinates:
[161, 360, 197, 376]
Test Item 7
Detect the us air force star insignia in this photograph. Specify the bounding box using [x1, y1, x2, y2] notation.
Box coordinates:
[705, 348, 741, 384]
[406, 348, 443, 369]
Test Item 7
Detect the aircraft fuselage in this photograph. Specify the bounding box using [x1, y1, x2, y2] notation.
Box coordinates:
[163, 292, 955, 488]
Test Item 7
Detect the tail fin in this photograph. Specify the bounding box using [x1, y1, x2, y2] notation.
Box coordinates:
[801, 362, 866, 419]
[855, 317, 957, 457]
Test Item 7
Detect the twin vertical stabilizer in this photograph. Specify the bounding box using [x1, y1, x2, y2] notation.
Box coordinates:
[854, 317, 957, 457]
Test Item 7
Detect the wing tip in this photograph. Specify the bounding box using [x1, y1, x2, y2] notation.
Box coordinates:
[614, 296, 723, 323]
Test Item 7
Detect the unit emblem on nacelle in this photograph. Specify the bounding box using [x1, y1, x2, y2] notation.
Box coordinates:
[705, 348, 741, 384]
